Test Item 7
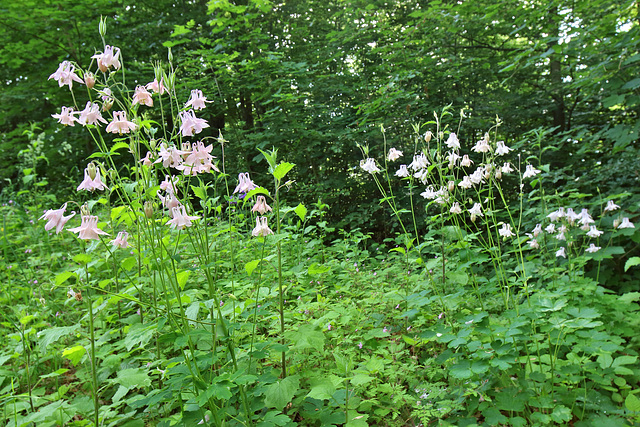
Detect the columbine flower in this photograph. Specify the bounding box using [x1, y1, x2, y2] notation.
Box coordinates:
[617, 217, 635, 229]
[523, 164, 541, 179]
[450, 202, 462, 214]
[445, 133, 460, 150]
[469, 167, 484, 185]
[471, 134, 491, 153]
[156, 143, 186, 168]
[360, 158, 380, 174]
[395, 165, 410, 177]
[460, 155, 473, 167]
[545, 223, 556, 234]
[447, 151, 461, 168]
[409, 153, 429, 171]
[39, 203, 75, 234]
[52, 106, 77, 126]
[92, 45, 121, 72]
[252, 216, 273, 237]
[167, 206, 199, 230]
[77, 102, 108, 126]
[555, 247, 566, 258]
[251, 195, 272, 214]
[498, 223, 515, 238]
[48, 61, 84, 88]
[495, 141, 511, 156]
[585, 243, 601, 253]
[586, 226, 603, 238]
[77, 164, 109, 192]
[501, 162, 514, 174]
[469, 203, 483, 222]
[234, 172, 258, 194]
[414, 169, 429, 184]
[184, 89, 209, 110]
[84, 72, 95, 89]
[157, 191, 181, 213]
[176, 141, 220, 176]
[527, 237, 540, 249]
[532, 223, 542, 237]
[146, 78, 167, 95]
[458, 176, 473, 189]
[179, 109, 209, 137]
[604, 200, 620, 212]
[68, 215, 109, 240]
[547, 208, 565, 222]
[132, 85, 153, 107]
[111, 231, 130, 249]
[160, 175, 178, 194]
[106, 111, 137, 134]
[578, 209, 594, 227]
[387, 148, 403, 161]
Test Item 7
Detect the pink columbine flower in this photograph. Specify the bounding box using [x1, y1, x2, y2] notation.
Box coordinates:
[176, 141, 220, 176]
[160, 175, 178, 195]
[251, 195, 272, 215]
[146, 78, 167, 95]
[48, 61, 84, 89]
[77, 102, 108, 126]
[111, 231, 130, 249]
[360, 158, 380, 174]
[106, 111, 137, 134]
[167, 206, 199, 230]
[387, 148, 403, 161]
[39, 203, 75, 234]
[84, 72, 96, 89]
[132, 85, 153, 107]
[234, 172, 258, 194]
[184, 89, 209, 110]
[155, 143, 186, 168]
[77, 164, 108, 192]
[179, 109, 209, 137]
[92, 45, 121, 72]
[52, 106, 77, 126]
[252, 216, 274, 237]
[68, 215, 109, 240]
[157, 191, 182, 214]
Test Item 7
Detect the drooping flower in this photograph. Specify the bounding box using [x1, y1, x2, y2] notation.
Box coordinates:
[111, 231, 130, 249]
[604, 200, 620, 212]
[555, 247, 566, 258]
[414, 168, 429, 184]
[132, 85, 153, 107]
[84, 72, 95, 89]
[395, 165, 410, 177]
[68, 215, 109, 240]
[77, 164, 109, 192]
[578, 209, 594, 227]
[445, 133, 460, 150]
[501, 162, 514, 174]
[48, 61, 84, 89]
[447, 151, 461, 168]
[409, 153, 429, 171]
[106, 111, 137, 134]
[469, 203, 483, 222]
[523, 164, 541, 179]
[460, 155, 473, 167]
[450, 202, 462, 214]
[184, 89, 209, 110]
[167, 206, 199, 230]
[52, 106, 77, 126]
[251, 195, 272, 214]
[178, 109, 209, 137]
[458, 175, 473, 189]
[469, 167, 484, 185]
[234, 172, 258, 194]
[498, 223, 515, 238]
[387, 147, 403, 161]
[160, 175, 178, 195]
[39, 203, 75, 234]
[545, 223, 556, 234]
[176, 141, 220, 176]
[532, 223, 543, 237]
[360, 158, 380, 174]
[146, 78, 167, 95]
[252, 216, 274, 237]
[586, 226, 603, 238]
[495, 141, 511, 156]
[617, 217, 635, 229]
[77, 102, 108, 126]
[471, 134, 491, 153]
[585, 243, 601, 253]
[92, 45, 121, 72]
[157, 191, 182, 213]
[547, 208, 565, 222]
[155, 143, 186, 168]
[527, 237, 540, 249]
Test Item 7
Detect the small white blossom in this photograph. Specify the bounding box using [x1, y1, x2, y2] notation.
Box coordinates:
[501, 162, 514, 174]
[617, 217, 635, 229]
[555, 247, 566, 258]
[458, 176, 473, 189]
[495, 141, 511, 156]
[387, 148, 403, 161]
[523, 164, 541, 179]
[460, 155, 473, 167]
[450, 202, 462, 214]
[585, 243, 601, 253]
[532, 224, 542, 237]
[395, 164, 410, 177]
[409, 153, 429, 171]
[471, 134, 491, 153]
[545, 223, 556, 234]
[586, 226, 603, 238]
[445, 133, 460, 150]
[604, 200, 620, 212]
[360, 158, 380, 174]
[498, 223, 515, 238]
[469, 203, 483, 222]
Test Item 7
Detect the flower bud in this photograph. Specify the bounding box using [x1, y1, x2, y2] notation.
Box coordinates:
[87, 163, 97, 180]
[167, 47, 173, 63]
[84, 72, 95, 89]
[447, 180, 455, 192]
[144, 201, 154, 219]
[99, 16, 107, 38]
[424, 131, 432, 143]
[438, 131, 444, 140]
[80, 203, 90, 216]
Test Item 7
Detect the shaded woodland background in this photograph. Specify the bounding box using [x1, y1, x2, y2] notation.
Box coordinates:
[1, 0, 638, 234]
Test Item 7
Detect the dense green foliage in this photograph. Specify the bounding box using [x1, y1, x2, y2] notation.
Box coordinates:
[1, 1, 639, 426]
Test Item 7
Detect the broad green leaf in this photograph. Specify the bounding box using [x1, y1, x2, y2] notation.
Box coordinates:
[185, 302, 200, 326]
[273, 162, 295, 181]
[264, 375, 299, 409]
[191, 184, 208, 200]
[62, 346, 86, 365]
[73, 253, 91, 264]
[115, 368, 152, 389]
[55, 271, 76, 286]
[550, 405, 572, 423]
[625, 257, 640, 272]
[176, 270, 190, 290]
[449, 360, 472, 379]
[286, 324, 325, 353]
[308, 262, 331, 275]
[306, 377, 336, 400]
[110, 142, 130, 154]
[294, 203, 307, 221]
[245, 259, 261, 276]
[350, 374, 374, 386]
[626, 393, 640, 412]
[38, 325, 79, 352]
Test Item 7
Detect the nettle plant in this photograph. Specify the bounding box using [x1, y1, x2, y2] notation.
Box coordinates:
[359, 107, 640, 425]
[27, 20, 310, 426]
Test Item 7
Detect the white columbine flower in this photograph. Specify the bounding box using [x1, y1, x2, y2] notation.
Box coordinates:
[360, 158, 380, 174]
[545, 223, 556, 234]
[495, 141, 511, 156]
[469, 203, 483, 222]
[395, 165, 410, 177]
[604, 200, 620, 212]
[498, 223, 515, 238]
[458, 176, 473, 189]
[501, 162, 514, 174]
[445, 133, 460, 150]
[555, 247, 566, 258]
[586, 226, 603, 238]
[471, 134, 491, 153]
[617, 217, 635, 229]
[450, 202, 462, 214]
[409, 153, 429, 171]
[460, 155, 473, 167]
[585, 243, 601, 253]
[523, 164, 541, 179]
[387, 148, 403, 161]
